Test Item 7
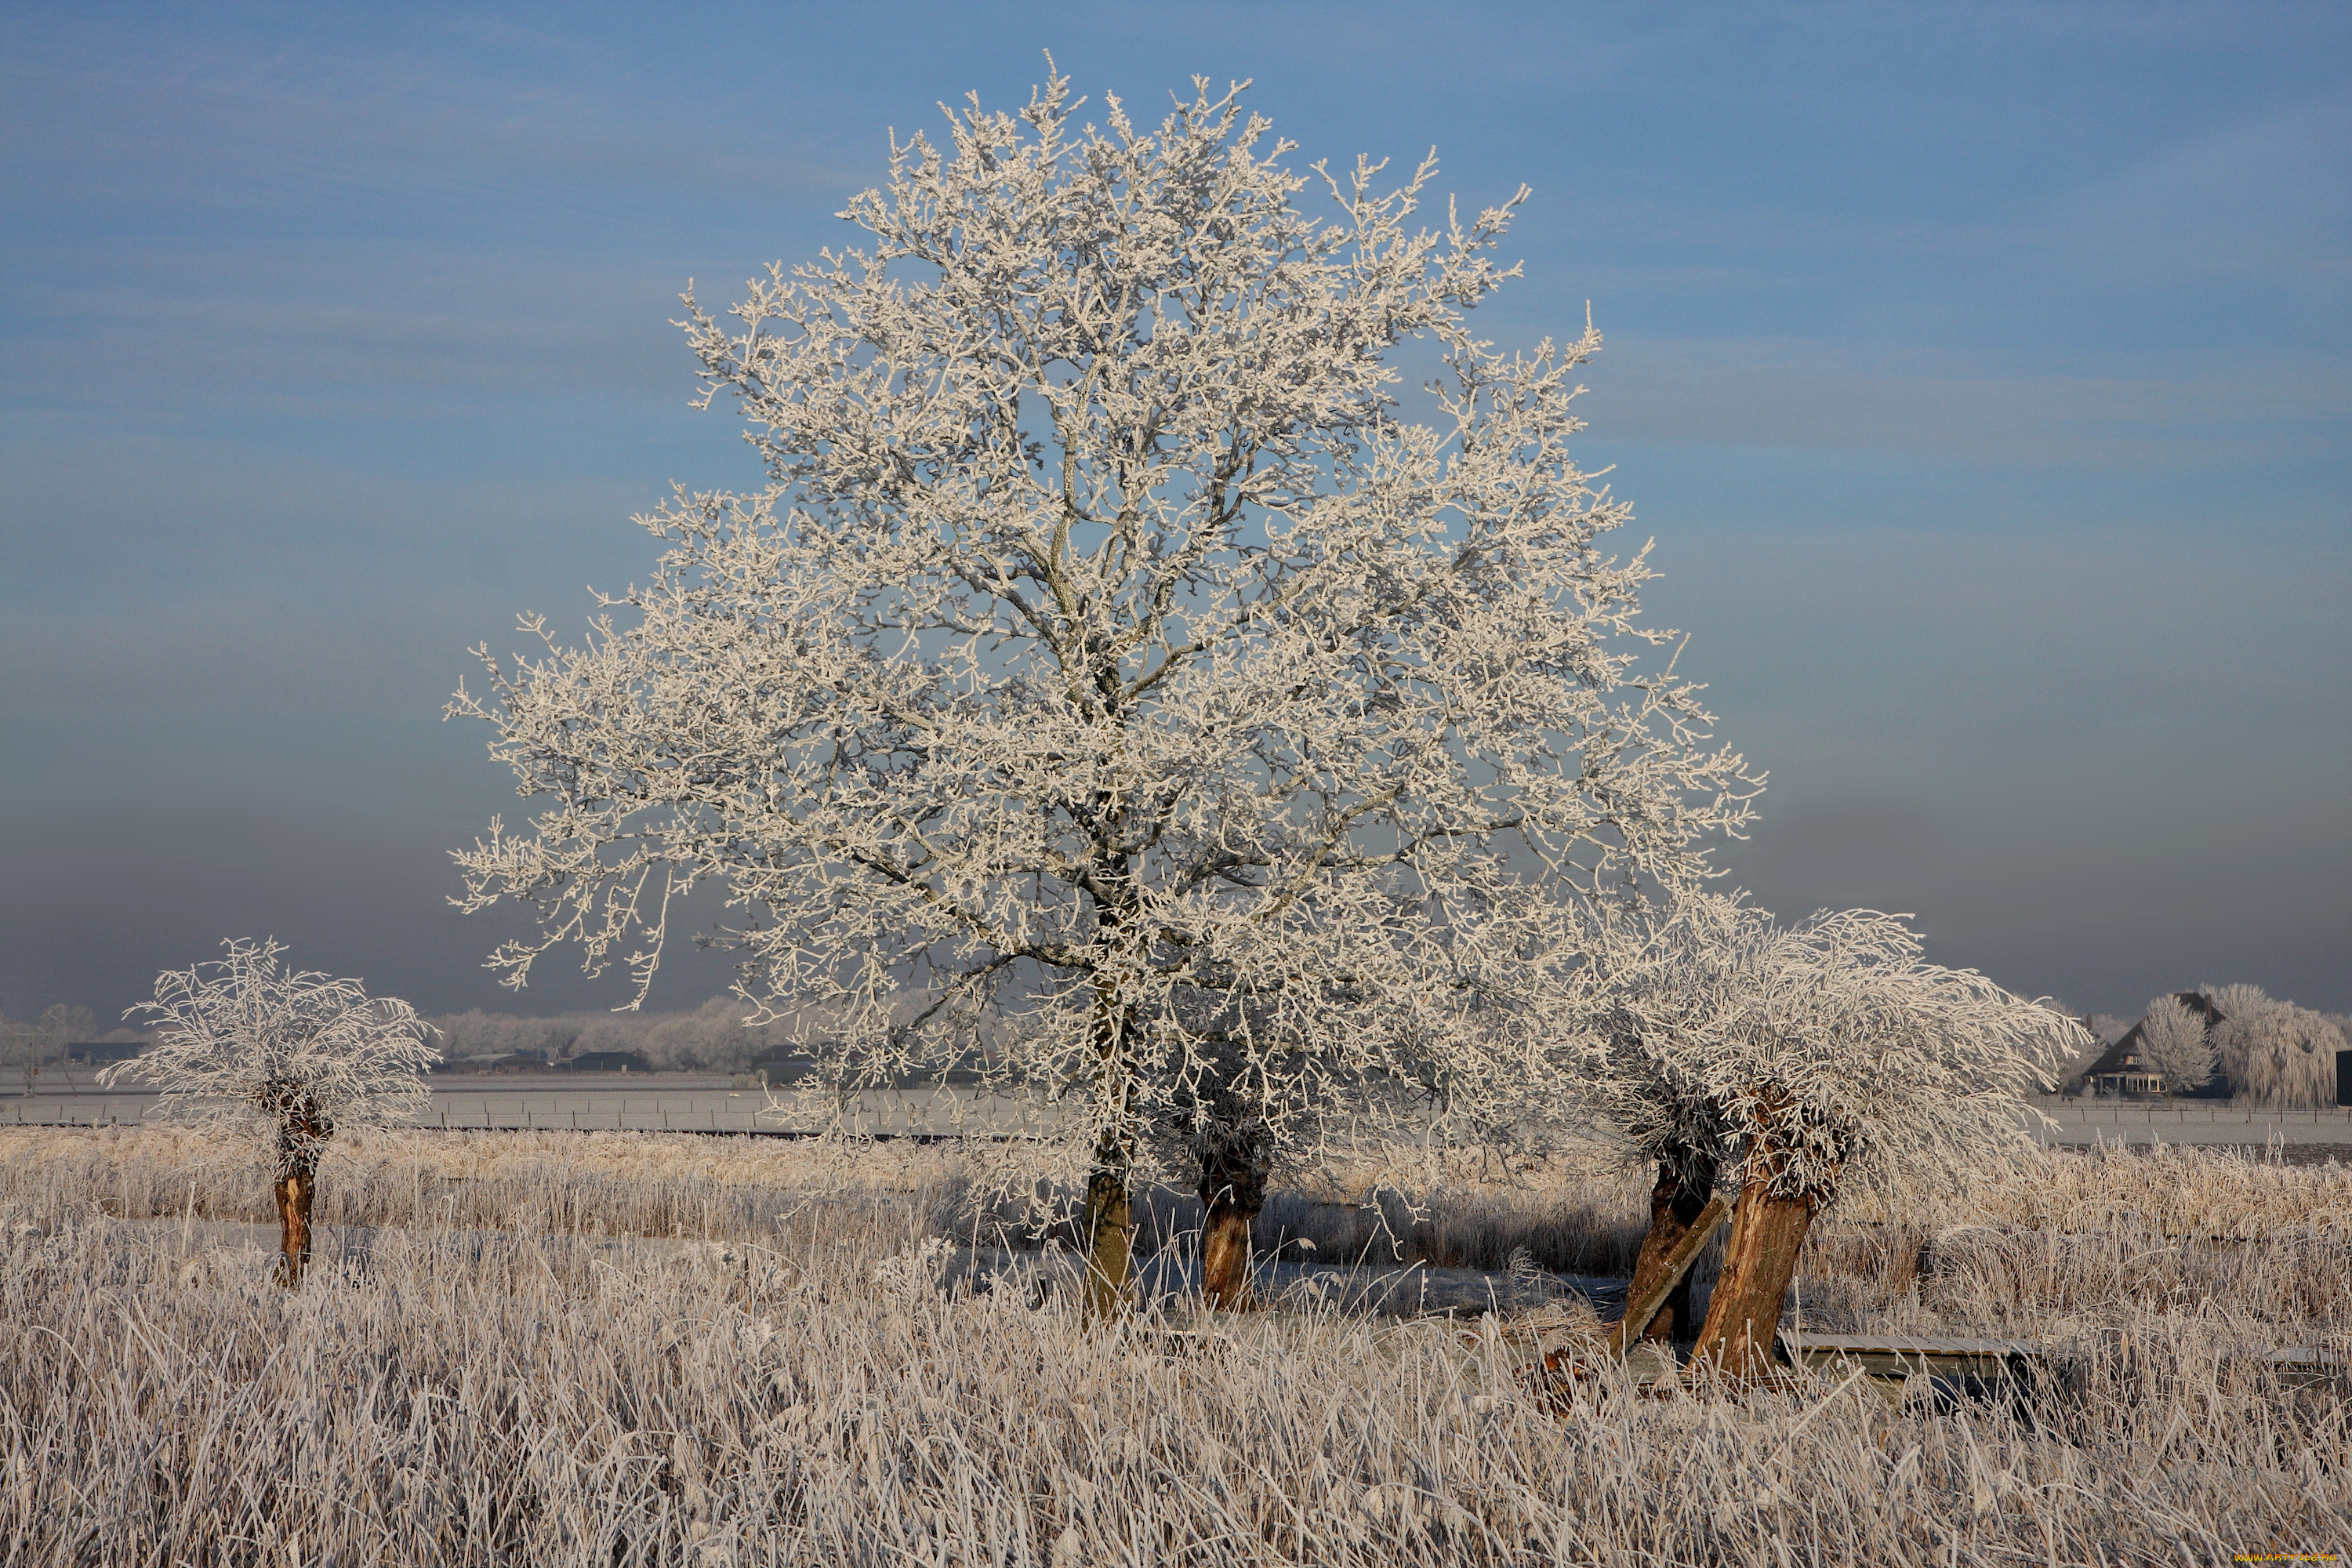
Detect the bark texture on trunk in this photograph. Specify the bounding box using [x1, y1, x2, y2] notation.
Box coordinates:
[1077, 902, 1139, 1320]
[1200, 1203, 1255, 1309]
[274, 1158, 317, 1287]
[1621, 1155, 1717, 1343]
[1692, 1177, 1816, 1378]
[1196, 1134, 1267, 1311]
[1081, 1154, 1133, 1320]
[266, 1089, 332, 1288]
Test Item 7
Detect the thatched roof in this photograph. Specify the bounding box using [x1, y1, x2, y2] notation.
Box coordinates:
[2084, 990, 2220, 1080]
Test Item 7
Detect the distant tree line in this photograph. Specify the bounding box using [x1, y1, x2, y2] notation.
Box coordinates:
[419, 993, 822, 1074]
[0, 1004, 147, 1078]
[2, 994, 823, 1078]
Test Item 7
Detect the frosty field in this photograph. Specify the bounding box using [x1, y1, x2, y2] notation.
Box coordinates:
[16, 1072, 2352, 1154]
[0, 1074, 1058, 1138]
[1, 1127, 2346, 1566]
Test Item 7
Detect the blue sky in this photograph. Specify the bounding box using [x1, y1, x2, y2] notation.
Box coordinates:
[2, 2, 2345, 1020]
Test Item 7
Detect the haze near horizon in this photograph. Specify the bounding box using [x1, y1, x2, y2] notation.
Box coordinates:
[2, 2, 2344, 1021]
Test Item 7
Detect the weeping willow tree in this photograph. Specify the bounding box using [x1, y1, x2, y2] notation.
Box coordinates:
[449, 64, 1759, 1314]
[2206, 985, 2341, 1109]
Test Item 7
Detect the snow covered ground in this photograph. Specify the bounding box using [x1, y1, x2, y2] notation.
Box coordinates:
[2031, 1096, 2352, 1147]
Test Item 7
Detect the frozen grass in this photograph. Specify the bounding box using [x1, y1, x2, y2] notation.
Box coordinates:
[1795, 1142, 2352, 1340]
[1840, 1138, 2352, 1237]
[1, 1129, 2346, 1565]
[0, 1127, 964, 1243]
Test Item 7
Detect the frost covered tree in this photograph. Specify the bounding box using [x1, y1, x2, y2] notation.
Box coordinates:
[0, 1013, 30, 1095]
[11, 1004, 100, 1094]
[2207, 984, 2341, 1109]
[1563, 893, 1744, 1345]
[2136, 994, 2215, 1094]
[1561, 897, 2084, 1374]
[1686, 910, 2083, 1375]
[449, 66, 1759, 1312]
[101, 940, 440, 1283]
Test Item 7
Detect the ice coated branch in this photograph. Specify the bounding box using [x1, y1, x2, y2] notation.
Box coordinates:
[1561, 896, 2089, 1206]
[103, 938, 441, 1164]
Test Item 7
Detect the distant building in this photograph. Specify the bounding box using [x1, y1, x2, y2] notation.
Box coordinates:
[564, 1051, 651, 1074]
[2079, 1038, 2165, 1098]
[64, 1041, 143, 1065]
[2080, 991, 2221, 1098]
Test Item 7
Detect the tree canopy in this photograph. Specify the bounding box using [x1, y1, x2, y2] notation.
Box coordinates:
[1565, 895, 2086, 1204]
[103, 938, 440, 1163]
[450, 70, 1762, 1284]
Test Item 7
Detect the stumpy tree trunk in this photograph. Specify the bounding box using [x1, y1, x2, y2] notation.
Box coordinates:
[1081, 1134, 1134, 1320]
[1692, 1174, 1817, 1378]
[267, 1089, 332, 1288]
[274, 1154, 318, 1287]
[1196, 1133, 1268, 1311]
[1621, 1154, 1718, 1343]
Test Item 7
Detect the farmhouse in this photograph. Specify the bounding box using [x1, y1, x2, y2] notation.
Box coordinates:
[2080, 990, 2222, 1098]
[2079, 1038, 2164, 1098]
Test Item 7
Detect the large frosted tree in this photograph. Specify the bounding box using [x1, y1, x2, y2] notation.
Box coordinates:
[451, 67, 1759, 1311]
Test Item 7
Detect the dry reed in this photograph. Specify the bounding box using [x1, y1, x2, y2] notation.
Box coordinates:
[1, 1128, 2344, 1565]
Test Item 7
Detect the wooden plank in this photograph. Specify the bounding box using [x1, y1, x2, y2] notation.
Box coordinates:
[1606, 1193, 1730, 1356]
[1778, 1332, 2042, 1385]
[2248, 1347, 2341, 1391]
[1782, 1333, 2048, 1356]
[1779, 1333, 2342, 1392]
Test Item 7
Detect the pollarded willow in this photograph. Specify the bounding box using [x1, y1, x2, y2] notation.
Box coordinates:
[1559, 895, 2087, 1373]
[101, 938, 440, 1283]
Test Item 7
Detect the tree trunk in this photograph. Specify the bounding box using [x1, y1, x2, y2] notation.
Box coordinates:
[1200, 1202, 1254, 1309]
[1081, 1153, 1133, 1320]
[1196, 1131, 1267, 1311]
[1621, 1154, 1716, 1343]
[1692, 1175, 1817, 1378]
[267, 1087, 332, 1288]
[1079, 891, 1141, 1321]
[274, 1156, 317, 1287]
